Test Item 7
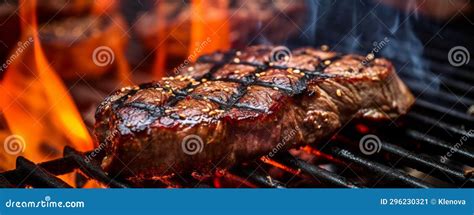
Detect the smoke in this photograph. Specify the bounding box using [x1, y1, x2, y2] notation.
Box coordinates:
[302, 0, 440, 87]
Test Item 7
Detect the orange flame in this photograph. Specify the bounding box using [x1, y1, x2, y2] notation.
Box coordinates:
[152, 2, 170, 79]
[153, 0, 230, 78]
[92, 0, 117, 15]
[92, 0, 132, 85]
[96, 0, 132, 86]
[0, 0, 94, 185]
[188, 0, 230, 61]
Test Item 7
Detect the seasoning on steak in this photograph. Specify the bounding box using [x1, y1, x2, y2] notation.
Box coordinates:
[94, 45, 415, 181]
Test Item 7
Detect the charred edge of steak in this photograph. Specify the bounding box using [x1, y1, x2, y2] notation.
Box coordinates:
[94, 45, 415, 181]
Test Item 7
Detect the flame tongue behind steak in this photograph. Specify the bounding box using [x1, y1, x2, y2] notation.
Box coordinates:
[0, 0, 94, 186]
[94, 45, 414, 181]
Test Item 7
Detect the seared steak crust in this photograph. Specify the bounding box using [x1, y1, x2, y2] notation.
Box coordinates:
[94, 45, 414, 180]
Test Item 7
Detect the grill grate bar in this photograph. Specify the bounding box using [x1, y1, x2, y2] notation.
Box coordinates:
[230, 167, 286, 188]
[270, 152, 359, 188]
[0, 176, 13, 188]
[333, 133, 471, 187]
[424, 50, 474, 70]
[63, 147, 129, 188]
[401, 70, 474, 100]
[405, 80, 474, 110]
[0, 147, 131, 188]
[380, 141, 473, 186]
[407, 112, 473, 138]
[1, 156, 77, 186]
[413, 99, 474, 125]
[428, 61, 474, 83]
[422, 46, 474, 70]
[329, 147, 433, 188]
[15, 157, 72, 188]
[437, 78, 474, 99]
[405, 130, 474, 166]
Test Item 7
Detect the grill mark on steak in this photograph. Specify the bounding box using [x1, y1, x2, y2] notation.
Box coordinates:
[107, 48, 341, 123]
[108, 51, 236, 125]
[94, 45, 414, 182]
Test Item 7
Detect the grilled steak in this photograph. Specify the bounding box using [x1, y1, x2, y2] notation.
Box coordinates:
[95, 45, 414, 181]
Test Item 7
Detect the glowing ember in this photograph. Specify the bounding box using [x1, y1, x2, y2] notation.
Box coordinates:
[260, 156, 301, 175]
